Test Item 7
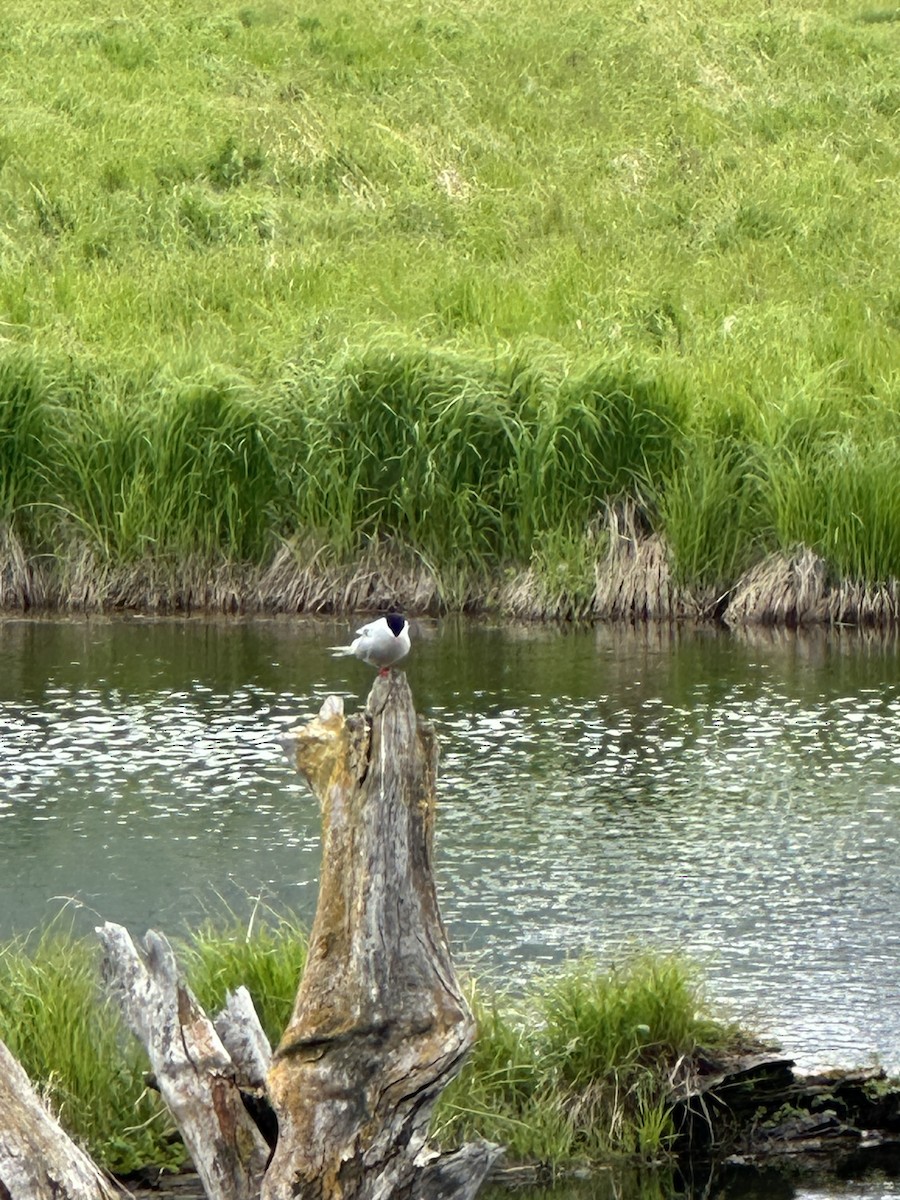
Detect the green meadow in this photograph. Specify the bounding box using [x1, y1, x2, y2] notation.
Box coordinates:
[0, 919, 741, 1174]
[0, 0, 899, 613]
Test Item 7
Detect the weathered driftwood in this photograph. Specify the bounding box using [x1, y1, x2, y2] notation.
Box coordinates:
[266, 672, 499, 1200]
[96, 924, 270, 1200]
[214, 985, 273, 1091]
[214, 986, 278, 1155]
[0, 1038, 119, 1200]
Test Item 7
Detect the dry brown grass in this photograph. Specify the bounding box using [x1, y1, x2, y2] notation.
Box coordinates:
[256, 540, 450, 615]
[0, 528, 39, 610]
[591, 502, 711, 622]
[0, 536, 455, 617]
[723, 547, 830, 627]
[2, 524, 900, 627]
[724, 548, 900, 628]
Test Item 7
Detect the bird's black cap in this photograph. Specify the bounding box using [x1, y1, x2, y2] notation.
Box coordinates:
[385, 612, 406, 636]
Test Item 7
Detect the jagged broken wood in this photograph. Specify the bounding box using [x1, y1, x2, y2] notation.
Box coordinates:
[266, 671, 499, 1200]
[0, 1038, 119, 1200]
[96, 923, 271, 1200]
[214, 985, 273, 1091]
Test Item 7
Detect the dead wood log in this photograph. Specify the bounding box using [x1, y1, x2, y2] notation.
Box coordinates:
[0, 1038, 120, 1200]
[215, 987, 278, 1153]
[214, 987, 273, 1091]
[96, 924, 270, 1200]
[266, 672, 500, 1200]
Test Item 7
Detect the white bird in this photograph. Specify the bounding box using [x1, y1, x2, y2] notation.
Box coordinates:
[331, 613, 411, 674]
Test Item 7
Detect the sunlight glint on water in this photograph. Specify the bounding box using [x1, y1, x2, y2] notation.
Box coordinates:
[0, 615, 898, 1076]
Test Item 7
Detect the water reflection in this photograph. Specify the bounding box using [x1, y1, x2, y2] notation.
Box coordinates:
[482, 1154, 900, 1200]
[0, 616, 898, 1077]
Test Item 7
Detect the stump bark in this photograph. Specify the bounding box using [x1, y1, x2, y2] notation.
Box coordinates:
[265, 671, 498, 1200]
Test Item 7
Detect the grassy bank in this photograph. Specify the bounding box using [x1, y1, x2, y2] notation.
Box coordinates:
[1, 0, 899, 618]
[0, 919, 741, 1175]
[1, 343, 900, 622]
[2, 0, 897, 374]
[0, 914, 309, 1174]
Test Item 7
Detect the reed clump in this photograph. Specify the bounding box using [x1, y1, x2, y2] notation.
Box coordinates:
[434, 953, 741, 1166]
[2, 341, 900, 623]
[0, 920, 744, 1175]
[0, 344, 690, 614]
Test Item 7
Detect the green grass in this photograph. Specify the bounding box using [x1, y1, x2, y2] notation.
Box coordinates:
[2, 341, 900, 611]
[0, 0, 899, 607]
[178, 909, 308, 1047]
[0, 912, 306, 1174]
[1, 0, 898, 376]
[0, 918, 744, 1175]
[0, 345, 686, 576]
[0, 921, 179, 1174]
[434, 953, 742, 1165]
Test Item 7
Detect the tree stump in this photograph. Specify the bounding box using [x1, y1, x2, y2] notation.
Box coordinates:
[266, 672, 499, 1200]
[0, 672, 495, 1200]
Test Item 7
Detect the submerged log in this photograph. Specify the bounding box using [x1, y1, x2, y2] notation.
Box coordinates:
[96, 924, 270, 1200]
[0, 1038, 119, 1200]
[266, 673, 499, 1200]
[674, 1049, 900, 1165]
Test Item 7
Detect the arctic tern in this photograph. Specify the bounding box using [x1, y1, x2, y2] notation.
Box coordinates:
[331, 613, 411, 674]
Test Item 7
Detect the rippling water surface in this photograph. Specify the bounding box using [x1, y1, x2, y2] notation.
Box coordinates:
[1, 615, 898, 1076]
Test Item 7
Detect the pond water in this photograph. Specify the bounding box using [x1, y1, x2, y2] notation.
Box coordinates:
[0, 615, 899, 1084]
[480, 1158, 900, 1200]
